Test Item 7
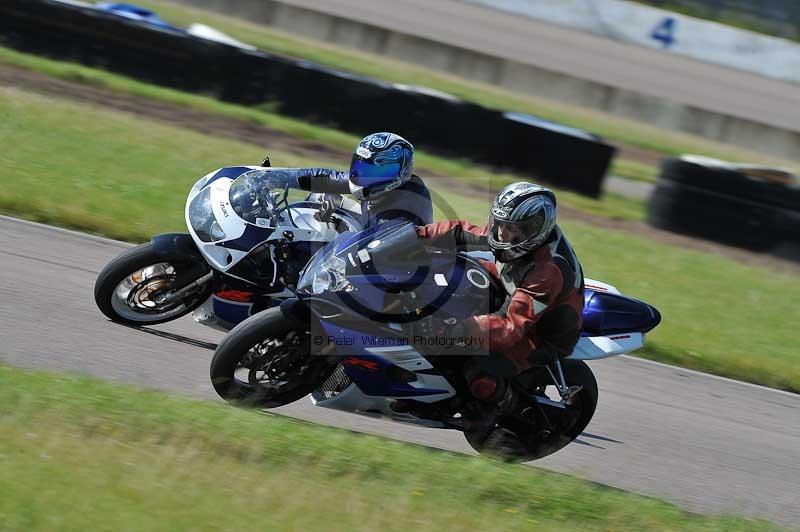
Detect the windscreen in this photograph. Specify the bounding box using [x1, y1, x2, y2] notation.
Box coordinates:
[228, 170, 278, 225]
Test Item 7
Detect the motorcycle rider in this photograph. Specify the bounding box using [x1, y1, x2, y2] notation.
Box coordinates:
[260, 132, 432, 227]
[415, 182, 584, 416]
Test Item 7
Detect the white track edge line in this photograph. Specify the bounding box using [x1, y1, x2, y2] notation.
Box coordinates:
[619, 354, 798, 398]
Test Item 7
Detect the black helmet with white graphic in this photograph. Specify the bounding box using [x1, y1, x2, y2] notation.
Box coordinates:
[487, 182, 557, 262]
[349, 132, 414, 200]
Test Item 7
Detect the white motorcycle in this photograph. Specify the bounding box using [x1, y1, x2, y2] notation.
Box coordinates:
[94, 162, 362, 331]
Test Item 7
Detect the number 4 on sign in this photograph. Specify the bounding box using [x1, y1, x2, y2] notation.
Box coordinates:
[651, 17, 677, 49]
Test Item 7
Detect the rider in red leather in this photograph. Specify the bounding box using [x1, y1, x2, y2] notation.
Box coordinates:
[416, 182, 584, 403]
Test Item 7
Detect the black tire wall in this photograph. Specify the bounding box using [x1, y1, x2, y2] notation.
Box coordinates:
[647, 158, 800, 256]
[0, 0, 615, 197]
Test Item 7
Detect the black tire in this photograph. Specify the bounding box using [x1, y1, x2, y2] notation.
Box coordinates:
[94, 243, 211, 325]
[464, 359, 598, 462]
[647, 180, 778, 250]
[210, 306, 333, 409]
[660, 157, 800, 212]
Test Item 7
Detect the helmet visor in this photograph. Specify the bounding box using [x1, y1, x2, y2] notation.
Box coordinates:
[488, 214, 545, 249]
[350, 157, 401, 187]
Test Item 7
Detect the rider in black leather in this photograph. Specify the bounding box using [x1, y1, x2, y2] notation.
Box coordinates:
[265, 132, 433, 227]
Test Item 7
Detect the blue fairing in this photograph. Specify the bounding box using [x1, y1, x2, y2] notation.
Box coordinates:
[316, 225, 493, 322]
[213, 297, 253, 325]
[219, 224, 274, 252]
[332, 218, 408, 255]
[582, 290, 661, 336]
[204, 166, 253, 188]
[318, 321, 449, 397]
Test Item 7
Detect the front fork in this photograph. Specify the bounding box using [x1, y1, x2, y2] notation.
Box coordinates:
[160, 271, 213, 305]
[545, 357, 583, 404]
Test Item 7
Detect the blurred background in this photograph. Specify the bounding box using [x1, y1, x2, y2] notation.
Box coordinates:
[638, 0, 800, 40]
[0, 1, 798, 530]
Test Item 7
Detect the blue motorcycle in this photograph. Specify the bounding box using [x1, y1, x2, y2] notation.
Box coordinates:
[210, 221, 660, 461]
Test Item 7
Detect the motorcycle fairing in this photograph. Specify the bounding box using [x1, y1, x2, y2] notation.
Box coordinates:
[191, 166, 257, 193]
[180, 166, 366, 332]
[582, 290, 661, 336]
[211, 296, 253, 329]
[186, 167, 361, 281]
[316, 320, 456, 401]
[569, 333, 645, 360]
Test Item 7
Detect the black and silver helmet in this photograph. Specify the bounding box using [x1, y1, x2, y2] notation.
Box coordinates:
[487, 182, 557, 262]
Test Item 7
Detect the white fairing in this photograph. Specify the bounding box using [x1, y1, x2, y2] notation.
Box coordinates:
[185, 167, 360, 280]
[185, 173, 248, 272]
[185, 166, 363, 330]
[569, 333, 644, 360]
[584, 277, 621, 295]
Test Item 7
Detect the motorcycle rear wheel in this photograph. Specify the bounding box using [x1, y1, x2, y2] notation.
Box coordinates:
[94, 243, 211, 325]
[464, 359, 598, 462]
[210, 306, 334, 408]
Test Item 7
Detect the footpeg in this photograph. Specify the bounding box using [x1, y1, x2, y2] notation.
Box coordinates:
[564, 385, 583, 404]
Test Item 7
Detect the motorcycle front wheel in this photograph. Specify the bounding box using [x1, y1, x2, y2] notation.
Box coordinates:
[94, 242, 211, 325]
[210, 305, 335, 408]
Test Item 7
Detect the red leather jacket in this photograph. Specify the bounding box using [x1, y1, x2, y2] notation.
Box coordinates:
[417, 220, 585, 372]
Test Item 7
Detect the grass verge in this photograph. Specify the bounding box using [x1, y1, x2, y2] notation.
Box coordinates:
[0, 48, 645, 221]
[0, 364, 780, 531]
[1, 85, 798, 392]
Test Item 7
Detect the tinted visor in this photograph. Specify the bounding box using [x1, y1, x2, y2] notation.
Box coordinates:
[488, 214, 545, 249]
[350, 156, 401, 187]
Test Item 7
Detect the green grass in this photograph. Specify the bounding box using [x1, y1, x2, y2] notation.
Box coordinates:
[0, 364, 780, 531]
[2, 85, 798, 392]
[611, 158, 660, 183]
[0, 50, 645, 222]
[102, 0, 797, 175]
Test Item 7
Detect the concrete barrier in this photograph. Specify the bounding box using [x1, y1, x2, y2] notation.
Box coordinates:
[463, 0, 800, 85]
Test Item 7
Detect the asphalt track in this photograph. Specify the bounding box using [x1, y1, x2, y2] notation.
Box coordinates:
[1, 215, 798, 527]
[280, 0, 800, 133]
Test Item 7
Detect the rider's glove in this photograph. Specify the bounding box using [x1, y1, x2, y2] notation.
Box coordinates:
[258, 169, 300, 191]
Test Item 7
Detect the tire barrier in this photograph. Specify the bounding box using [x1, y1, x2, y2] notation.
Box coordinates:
[647, 157, 800, 257]
[659, 157, 800, 212]
[0, 0, 615, 197]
